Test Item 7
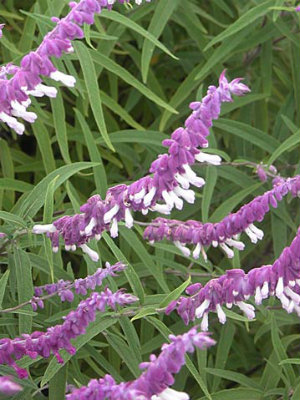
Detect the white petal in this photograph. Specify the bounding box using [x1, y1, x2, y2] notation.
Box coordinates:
[133, 188, 146, 203]
[261, 282, 269, 297]
[80, 244, 99, 262]
[125, 208, 134, 228]
[85, 217, 97, 235]
[226, 238, 245, 251]
[110, 218, 119, 238]
[175, 172, 190, 189]
[174, 241, 190, 257]
[216, 304, 226, 324]
[162, 190, 174, 209]
[200, 312, 209, 331]
[249, 224, 264, 240]
[103, 204, 119, 224]
[0, 111, 25, 135]
[275, 277, 284, 297]
[32, 224, 56, 234]
[195, 152, 222, 165]
[245, 227, 258, 244]
[168, 190, 183, 210]
[173, 186, 195, 204]
[50, 70, 76, 87]
[27, 83, 58, 98]
[236, 301, 255, 319]
[192, 243, 201, 259]
[284, 286, 300, 304]
[254, 287, 263, 305]
[195, 299, 210, 319]
[151, 204, 171, 214]
[144, 186, 156, 207]
[152, 387, 189, 400]
[219, 243, 234, 258]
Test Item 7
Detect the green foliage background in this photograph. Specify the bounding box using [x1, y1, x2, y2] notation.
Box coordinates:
[0, 0, 299, 399]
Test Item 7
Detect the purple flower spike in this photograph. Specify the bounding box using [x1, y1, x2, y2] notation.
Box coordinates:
[33, 71, 250, 259]
[166, 228, 300, 329]
[32, 261, 126, 307]
[0, 1, 148, 135]
[144, 175, 300, 260]
[66, 327, 215, 400]
[0, 376, 22, 395]
[0, 288, 137, 378]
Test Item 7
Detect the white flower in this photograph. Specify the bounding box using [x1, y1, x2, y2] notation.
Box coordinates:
[103, 204, 119, 224]
[195, 152, 222, 165]
[0, 112, 25, 135]
[80, 244, 99, 262]
[50, 70, 76, 87]
[152, 388, 189, 400]
[32, 224, 56, 234]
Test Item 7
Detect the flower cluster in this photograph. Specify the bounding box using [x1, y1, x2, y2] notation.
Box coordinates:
[144, 175, 300, 259]
[66, 327, 215, 400]
[32, 71, 250, 260]
[31, 261, 126, 309]
[165, 227, 300, 329]
[0, 0, 149, 135]
[0, 288, 137, 378]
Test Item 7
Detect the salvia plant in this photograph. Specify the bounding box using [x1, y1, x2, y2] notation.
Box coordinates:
[0, 0, 299, 399]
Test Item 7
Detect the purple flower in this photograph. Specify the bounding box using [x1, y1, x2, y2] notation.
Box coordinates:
[0, 376, 22, 395]
[66, 327, 215, 399]
[144, 175, 300, 260]
[32, 261, 126, 307]
[296, 5, 300, 12]
[0, 1, 148, 135]
[166, 227, 300, 329]
[256, 164, 268, 182]
[33, 71, 250, 259]
[0, 288, 137, 378]
[0, 24, 4, 39]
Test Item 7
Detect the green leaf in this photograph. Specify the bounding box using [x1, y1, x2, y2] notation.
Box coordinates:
[141, 0, 179, 83]
[0, 211, 26, 228]
[50, 91, 71, 164]
[75, 41, 114, 151]
[13, 248, 33, 334]
[0, 270, 10, 309]
[91, 50, 178, 114]
[0, 178, 33, 192]
[100, 9, 177, 61]
[74, 108, 108, 197]
[49, 364, 67, 400]
[205, 368, 262, 390]
[16, 162, 98, 219]
[159, 276, 191, 308]
[43, 176, 59, 224]
[268, 131, 300, 166]
[204, 0, 274, 51]
[131, 307, 158, 322]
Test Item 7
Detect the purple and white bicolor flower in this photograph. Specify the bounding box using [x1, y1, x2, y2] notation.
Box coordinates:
[0, 288, 137, 378]
[66, 327, 215, 400]
[32, 71, 250, 260]
[144, 175, 300, 260]
[165, 228, 300, 329]
[0, 1, 149, 135]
